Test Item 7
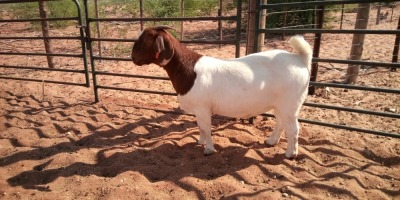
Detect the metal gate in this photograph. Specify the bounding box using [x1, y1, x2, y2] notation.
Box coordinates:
[0, 0, 90, 87]
[253, 0, 400, 138]
[82, 0, 243, 102]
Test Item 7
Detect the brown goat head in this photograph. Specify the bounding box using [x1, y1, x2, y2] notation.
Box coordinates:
[131, 26, 175, 67]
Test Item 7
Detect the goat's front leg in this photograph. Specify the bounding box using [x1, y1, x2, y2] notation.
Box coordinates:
[266, 110, 283, 146]
[195, 111, 216, 155]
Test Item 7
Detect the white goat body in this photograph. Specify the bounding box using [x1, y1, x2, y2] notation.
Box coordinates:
[178, 36, 312, 157]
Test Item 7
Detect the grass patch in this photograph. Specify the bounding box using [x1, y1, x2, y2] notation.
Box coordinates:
[5, 1, 85, 29]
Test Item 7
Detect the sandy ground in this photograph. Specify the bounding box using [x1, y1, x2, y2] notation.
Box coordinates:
[1, 3, 400, 200]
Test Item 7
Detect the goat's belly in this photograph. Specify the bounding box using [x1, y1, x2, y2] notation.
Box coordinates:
[212, 100, 273, 118]
[178, 94, 272, 117]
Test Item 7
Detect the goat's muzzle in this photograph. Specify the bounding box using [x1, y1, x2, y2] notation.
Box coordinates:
[131, 52, 145, 66]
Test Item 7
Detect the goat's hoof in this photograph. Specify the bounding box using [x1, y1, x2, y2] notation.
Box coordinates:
[265, 137, 279, 146]
[203, 148, 217, 156]
[285, 151, 298, 159]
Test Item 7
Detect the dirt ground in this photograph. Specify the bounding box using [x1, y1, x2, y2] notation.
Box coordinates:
[1, 4, 400, 200]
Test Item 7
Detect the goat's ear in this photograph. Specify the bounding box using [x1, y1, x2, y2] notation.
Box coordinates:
[154, 34, 174, 66]
[155, 35, 165, 53]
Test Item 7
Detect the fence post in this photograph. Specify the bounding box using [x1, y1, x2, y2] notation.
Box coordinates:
[376, 3, 381, 25]
[246, 0, 257, 55]
[180, 0, 184, 40]
[282, 0, 287, 40]
[309, 5, 324, 95]
[235, 0, 242, 58]
[218, 0, 222, 49]
[94, 0, 102, 60]
[392, 16, 400, 72]
[38, 1, 55, 69]
[83, 0, 99, 102]
[391, 6, 394, 22]
[246, 0, 265, 54]
[340, 4, 344, 29]
[257, 0, 267, 52]
[140, 0, 143, 31]
[346, 3, 370, 84]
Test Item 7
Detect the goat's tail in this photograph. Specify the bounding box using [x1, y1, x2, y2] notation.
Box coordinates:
[288, 35, 313, 70]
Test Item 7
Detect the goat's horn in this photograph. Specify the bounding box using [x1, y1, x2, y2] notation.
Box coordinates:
[154, 25, 175, 31]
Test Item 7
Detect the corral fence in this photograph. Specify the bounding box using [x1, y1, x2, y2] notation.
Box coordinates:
[83, 0, 243, 102]
[0, 0, 90, 87]
[0, 0, 399, 139]
[253, 0, 400, 138]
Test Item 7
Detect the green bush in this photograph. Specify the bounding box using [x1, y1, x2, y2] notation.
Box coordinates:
[8, 2, 38, 19]
[6, 0, 226, 24]
[184, 0, 219, 16]
[48, 0, 85, 28]
[8, 1, 85, 29]
[142, 0, 219, 17]
[97, 0, 140, 17]
[143, 0, 181, 17]
[265, 0, 316, 29]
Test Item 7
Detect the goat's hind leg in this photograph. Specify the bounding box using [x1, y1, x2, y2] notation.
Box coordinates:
[270, 107, 300, 158]
[283, 115, 300, 158]
[265, 110, 284, 146]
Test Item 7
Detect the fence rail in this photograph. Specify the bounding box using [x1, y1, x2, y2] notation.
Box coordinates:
[0, 17, 79, 23]
[262, 28, 400, 34]
[260, 0, 394, 9]
[0, 52, 84, 58]
[0, 65, 86, 73]
[261, 113, 400, 139]
[0, 76, 87, 87]
[314, 58, 400, 69]
[0, 36, 82, 40]
[310, 81, 400, 94]
[89, 16, 238, 22]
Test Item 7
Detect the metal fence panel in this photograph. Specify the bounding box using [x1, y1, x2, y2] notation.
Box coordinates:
[83, 0, 243, 102]
[0, 0, 90, 87]
[1, 0, 399, 138]
[254, 0, 400, 137]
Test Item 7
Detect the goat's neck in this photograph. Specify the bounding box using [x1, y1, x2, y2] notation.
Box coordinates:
[163, 42, 202, 95]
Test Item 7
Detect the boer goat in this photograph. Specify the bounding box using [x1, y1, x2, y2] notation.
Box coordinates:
[131, 26, 312, 158]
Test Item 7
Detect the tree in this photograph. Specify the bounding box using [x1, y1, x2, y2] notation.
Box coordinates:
[346, 3, 370, 84]
[38, 1, 54, 68]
